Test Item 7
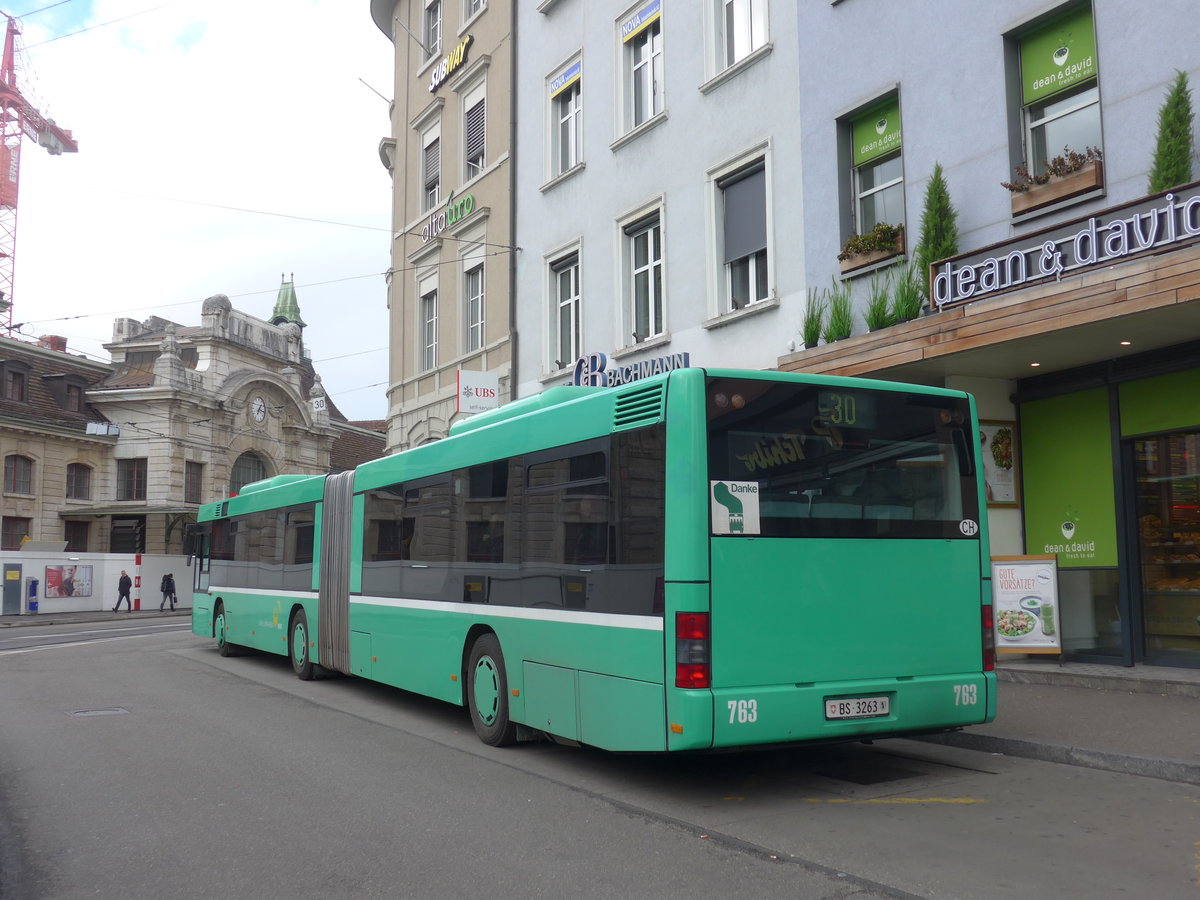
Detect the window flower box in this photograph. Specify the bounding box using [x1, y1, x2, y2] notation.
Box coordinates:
[1010, 160, 1103, 216]
[837, 225, 905, 275]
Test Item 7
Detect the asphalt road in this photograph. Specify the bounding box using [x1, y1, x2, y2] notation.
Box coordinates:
[1, 621, 1198, 899]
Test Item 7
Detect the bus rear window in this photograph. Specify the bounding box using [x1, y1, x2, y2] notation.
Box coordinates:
[706, 378, 980, 539]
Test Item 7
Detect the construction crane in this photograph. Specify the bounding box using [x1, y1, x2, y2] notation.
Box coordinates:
[0, 13, 76, 333]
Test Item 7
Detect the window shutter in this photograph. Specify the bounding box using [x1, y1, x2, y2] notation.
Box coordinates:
[465, 99, 486, 164]
[424, 138, 440, 189]
[720, 164, 766, 264]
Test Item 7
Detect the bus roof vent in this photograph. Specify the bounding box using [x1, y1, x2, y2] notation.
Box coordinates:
[613, 383, 665, 430]
[215, 502, 229, 518]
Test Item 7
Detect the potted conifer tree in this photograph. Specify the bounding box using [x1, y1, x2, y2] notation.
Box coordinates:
[915, 163, 959, 306]
[1148, 70, 1195, 194]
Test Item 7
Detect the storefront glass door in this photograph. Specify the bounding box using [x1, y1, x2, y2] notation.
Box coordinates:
[1133, 432, 1200, 667]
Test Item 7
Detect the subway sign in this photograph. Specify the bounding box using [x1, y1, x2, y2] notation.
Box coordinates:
[429, 34, 473, 93]
[932, 182, 1200, 309]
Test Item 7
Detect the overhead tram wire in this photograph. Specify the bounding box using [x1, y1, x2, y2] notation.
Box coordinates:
[23, 0, 185, 48]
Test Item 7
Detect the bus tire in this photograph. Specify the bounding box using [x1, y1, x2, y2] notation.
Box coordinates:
[290, 608, 315, 681]
[215, 602, 237, 658]
[467, 634, 517, 747]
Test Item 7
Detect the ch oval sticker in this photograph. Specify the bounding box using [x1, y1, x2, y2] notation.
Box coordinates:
[959, 519, 979, 536]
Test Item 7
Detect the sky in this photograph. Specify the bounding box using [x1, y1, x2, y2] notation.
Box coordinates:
[8, 0, 395, 421]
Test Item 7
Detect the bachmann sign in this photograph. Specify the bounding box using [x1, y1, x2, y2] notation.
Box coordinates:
[932, 182, 1200, 309]
[572, 351, 690, 387]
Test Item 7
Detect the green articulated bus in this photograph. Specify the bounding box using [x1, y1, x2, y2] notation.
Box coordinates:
[189, 368, 996, 752]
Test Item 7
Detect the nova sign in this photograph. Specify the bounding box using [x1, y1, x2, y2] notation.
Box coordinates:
[933, 183, 1200, 309]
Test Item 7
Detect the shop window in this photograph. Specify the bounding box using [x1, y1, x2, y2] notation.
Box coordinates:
[848, 95, 904, 235]
[422, 124, 441, 212]
[1, 516, 30, 549]
[463, 81, 486, 180]
[548, 58, 582, 178]
[623, 210, 664, 343]
[66, 462, 91, 500]
[4, 454, 33, 494]
[64, 520, 89, 552]
[550, 250, 580, 370]
[1013, 5, 1102, 179]
[714, 156, 769, 312]
[185, 461, 204, 504]
[620, 3, 663, 133]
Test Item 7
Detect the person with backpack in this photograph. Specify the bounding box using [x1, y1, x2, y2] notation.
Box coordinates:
[160, 573, 177, 611]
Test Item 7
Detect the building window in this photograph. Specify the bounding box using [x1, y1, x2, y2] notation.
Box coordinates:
[466, 0, 485, 17]
[420, 284, 439, 372]
[850, 95, 904, 234]
[549, 59, 582, 177]
[116, 458, 148, 501]
[423, 0, 442, 60]
[551, 252, 581, 369]
[185, 461, 204, 504]
[3, 454, 32, 494]
[719, 0, 767, 70]
[717, 158, 769, 311]
[229, 452, 267, 496]
[422, 125, 441, 212]
[64, 521, 89, 552]
[464, 83, 486, 179]
[464, 263, 485, 353]
[622, 4, 663, 132]
[66, 463, 91, 500]
[1, 516, 30, 550]
[626, 213, 664, 342]
[65, 383, 84, 411]
[4, 367, 26, 401]
[1017, 5, 1101, 176]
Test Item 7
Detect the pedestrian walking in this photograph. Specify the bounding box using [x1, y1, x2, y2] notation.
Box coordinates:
[160, 573, 176, 611]
[113, 570, 132, 612]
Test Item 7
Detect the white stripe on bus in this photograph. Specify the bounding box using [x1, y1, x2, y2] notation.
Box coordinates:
[205, 588, 664, 631]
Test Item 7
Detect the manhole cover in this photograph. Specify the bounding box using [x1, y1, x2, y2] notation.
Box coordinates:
[69, 708, 129, 717]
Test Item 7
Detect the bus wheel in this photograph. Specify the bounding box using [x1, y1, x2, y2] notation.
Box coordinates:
[215, 603, 236, 658]
[467, 634, 517, 747]
[290, 609, 315, 681]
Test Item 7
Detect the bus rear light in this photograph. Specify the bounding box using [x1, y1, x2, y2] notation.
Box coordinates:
[982, 606, 995, 672]
[675, 612, 711, 689]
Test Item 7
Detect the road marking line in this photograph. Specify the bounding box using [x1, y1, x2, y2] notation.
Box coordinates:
[0, 634, 182, 656]
[3, 624, 191, 641]
[800, 797, 986, 804]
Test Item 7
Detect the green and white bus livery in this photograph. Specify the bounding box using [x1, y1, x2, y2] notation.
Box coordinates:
[189, 368, 996, 751]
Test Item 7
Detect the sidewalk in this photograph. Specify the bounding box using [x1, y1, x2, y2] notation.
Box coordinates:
[4, 610, 1198, 784]
[921, 658, 1200, 786]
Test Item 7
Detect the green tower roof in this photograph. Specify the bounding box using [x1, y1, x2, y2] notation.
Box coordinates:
[270, 274, 306, 327]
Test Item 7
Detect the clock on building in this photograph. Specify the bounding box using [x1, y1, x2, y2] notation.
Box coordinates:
[251, 396, 267, 423]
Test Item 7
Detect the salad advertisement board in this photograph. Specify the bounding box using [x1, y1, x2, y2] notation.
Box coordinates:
[980, 421, 1018, 506]
[992, 555, 1060, 654]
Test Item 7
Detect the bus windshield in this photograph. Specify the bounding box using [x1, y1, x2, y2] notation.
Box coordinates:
[707, 377, 979, 539]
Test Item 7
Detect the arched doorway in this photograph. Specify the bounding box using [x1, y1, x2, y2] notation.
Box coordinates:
[229, 450, 269, 495]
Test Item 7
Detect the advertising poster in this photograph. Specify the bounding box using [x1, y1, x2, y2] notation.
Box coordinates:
[992, 555, 1060, 654]
[980, 421, 1018, 506]
[45, 565, 93, 598]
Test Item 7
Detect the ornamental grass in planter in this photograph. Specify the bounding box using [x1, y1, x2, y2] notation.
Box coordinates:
[1002, 146, 1103, 215]
[837, 223, 905, 274]
[863, 270, 895, 332]
[801, 288, 826, 348]
[889, 262, 923, 323]
[821, 278, 853, 343]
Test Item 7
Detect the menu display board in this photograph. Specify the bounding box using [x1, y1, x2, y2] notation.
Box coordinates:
[992, 555, 1060, 655]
